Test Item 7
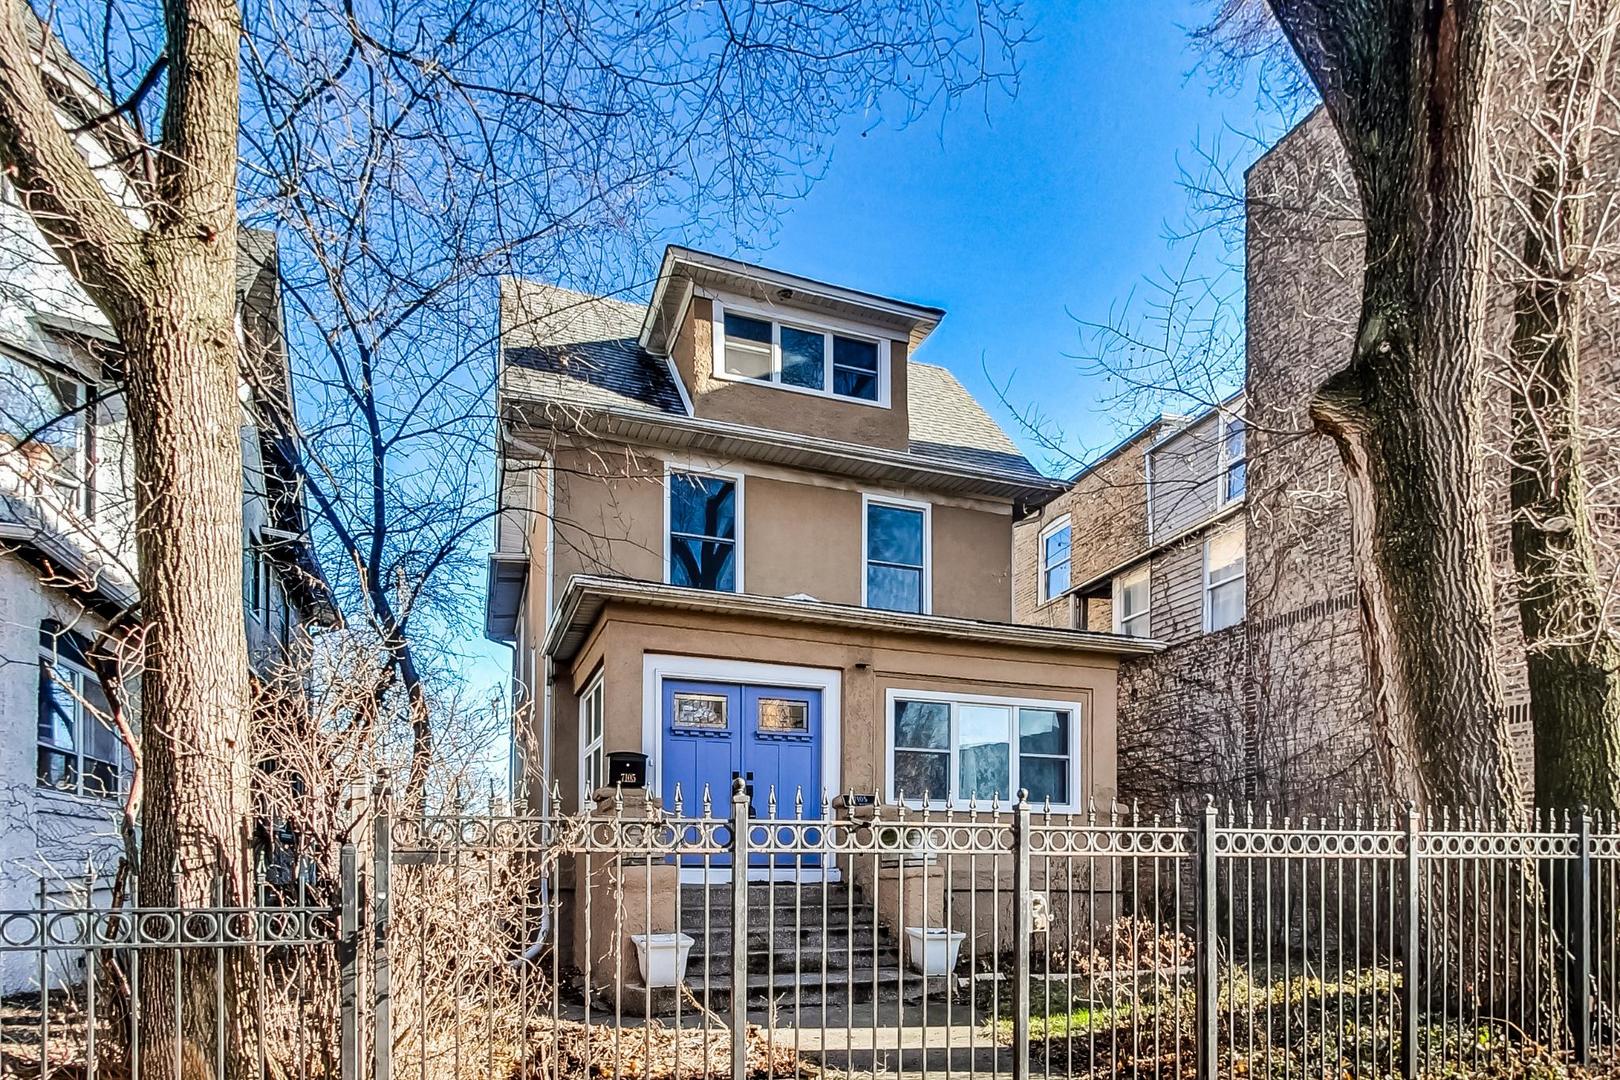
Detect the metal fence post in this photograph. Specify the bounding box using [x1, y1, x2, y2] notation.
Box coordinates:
[1576, 807, 1593, 1065]
[1195, 797, 1218, 1080]
[730, 778, 750, 1080]
[373, 803, 393, 1080]
[1011, 790, 1032, 1080]
[340, 843, 360, 1080]
[1404, 803, 1420, 1077]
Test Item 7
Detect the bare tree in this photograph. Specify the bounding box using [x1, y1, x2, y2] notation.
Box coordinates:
[1495, 0, 1620, 814]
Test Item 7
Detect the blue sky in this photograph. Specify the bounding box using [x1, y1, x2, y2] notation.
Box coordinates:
[459, 2, 1296, 707]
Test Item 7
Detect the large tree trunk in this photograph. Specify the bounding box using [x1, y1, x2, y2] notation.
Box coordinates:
[1269, 0, 1525, 815]
[0, 0, 255, 1074]
[1505, 8, 1620, 817]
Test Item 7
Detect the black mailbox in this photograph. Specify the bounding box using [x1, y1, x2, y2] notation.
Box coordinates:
[607, 751, 649, 789]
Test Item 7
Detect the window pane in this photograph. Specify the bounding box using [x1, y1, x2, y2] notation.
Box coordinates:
[1020, 757, 1069, 805]
[1209, 578, 1244, 630]
[1045, 561, 1070, 599]
[724, 312, 771, 344]
[723, 313, 773, 380]
[37, 747, 75, 791]
[867, 504, 923, 566]
[893, 699, 949, 750]
[1044, 526, 1071, 566]
[1018, 708, 1069, 756]
[779, 327, 826, 390]
[958, 705, 1010, 802]
[82, 758, 118, 798]
[1226, 460, 1247, 500]
[833, 368, 878, 400]
[893, 751, 949, 802]
[1207, 529, 1243, 576]
[833, 336, 878, 373]
[38, 660, 75, 747]
[867, 564, 922, 613]
[670, 536, 736, 590]
[758, 698, 809, 732]
[1121, 574, 1149, 619]
[670, 474, 735, 539]
[0, 356, 84, 493]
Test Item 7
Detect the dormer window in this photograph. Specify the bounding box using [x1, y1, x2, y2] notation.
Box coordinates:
[715, 301, 888, 406]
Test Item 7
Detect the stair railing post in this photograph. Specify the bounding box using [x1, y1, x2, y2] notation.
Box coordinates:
[339, 843, 360, 1080]
[1011, 789, 1031, 1080]
[1403, 802, 1420, 1077]
[1195, 797, 1218, 1080]
[730, 778, 750, 1080]
[1576, 807, 1593, 1065]
[373, 794, 393, 1080]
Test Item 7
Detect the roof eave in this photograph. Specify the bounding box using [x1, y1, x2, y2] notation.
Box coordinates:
[543, 574, 1166, 664]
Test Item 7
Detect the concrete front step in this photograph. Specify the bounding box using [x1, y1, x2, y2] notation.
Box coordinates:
[687, 965, 957, 1007]
[683, 924, 880, 960]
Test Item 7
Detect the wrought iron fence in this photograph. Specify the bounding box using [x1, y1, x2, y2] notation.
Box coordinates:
[2, 791, 1617, 1080]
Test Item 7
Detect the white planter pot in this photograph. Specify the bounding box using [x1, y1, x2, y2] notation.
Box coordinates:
[903, 926, 966, 976]
[630, 932, 695, 988]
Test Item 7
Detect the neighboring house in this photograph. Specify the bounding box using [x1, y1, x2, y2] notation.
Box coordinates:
[1012, 396, 1250, 804]
[0, 60, 333, 987]
[486, 246, 1160, 832]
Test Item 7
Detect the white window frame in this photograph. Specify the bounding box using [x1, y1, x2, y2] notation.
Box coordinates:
[884, 688, 1083, 812]
[1202, 525, 1247, 633]
[663, 461, 745, 593]
[1038, 515, 1072, 604]
[710, 297, 891, 409]
[1112, 564, 1152, 638]
[1220, 412, 1247, 506]
[579, 670, 605, 807]
[36, 633, 125, 801]
[860, 492, 932, 614]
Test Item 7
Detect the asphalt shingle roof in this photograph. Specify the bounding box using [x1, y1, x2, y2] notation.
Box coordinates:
[499, 277, 1044, 481]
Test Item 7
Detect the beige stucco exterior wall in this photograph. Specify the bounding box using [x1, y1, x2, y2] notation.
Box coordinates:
[550, 601, 1120, 816]
[533, 444, 1015, 623]
[671, 296, 913, 451]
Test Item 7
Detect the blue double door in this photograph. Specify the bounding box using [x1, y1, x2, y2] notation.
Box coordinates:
[661, 679, 823, 870]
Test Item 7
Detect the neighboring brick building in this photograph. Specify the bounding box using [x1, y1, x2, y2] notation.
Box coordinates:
[1018, 94, 1618, 808]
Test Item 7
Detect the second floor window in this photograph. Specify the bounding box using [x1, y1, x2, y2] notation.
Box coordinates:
[668, 470, 739, 591]
[718, 305, 886, 404]
[1222, 415, 1247, 503]
[37, 624, 123, 800]
[1204, 526, 1246, 632]
[865, 497, 928, 613]
[1040, 518, 1072, 603]
[1114, 566, 1151, 637]
[0, 353, 94, 517]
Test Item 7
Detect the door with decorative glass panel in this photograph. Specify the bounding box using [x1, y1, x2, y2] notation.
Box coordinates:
[661, 679, 823, 874]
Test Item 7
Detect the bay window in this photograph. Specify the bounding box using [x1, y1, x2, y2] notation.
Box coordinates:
[890, 692, 1079, 809]
[716, 303, 887, 405]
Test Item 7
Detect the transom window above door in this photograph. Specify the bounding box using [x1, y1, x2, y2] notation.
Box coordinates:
[715, 303, 888, 405]
[667, 469, 740, 592]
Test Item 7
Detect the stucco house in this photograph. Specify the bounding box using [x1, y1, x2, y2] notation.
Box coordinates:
[486, 247, 1160, 837]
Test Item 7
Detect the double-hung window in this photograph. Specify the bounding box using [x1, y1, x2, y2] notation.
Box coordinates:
[36, 623, 123, 799]
[1204, 526, 1246, 632]
[667, 469, 740, 591]
[1040, 517, 1072, 603]
[864, 497, 929, 614]
[717, 305, 886, 404]
[1114, 565, 1151, 638]
[579, 673, 605, 805]
[1222, 415, 1247, 503]
[890, 692, 1079, 809]
[0, 353, 94, 517]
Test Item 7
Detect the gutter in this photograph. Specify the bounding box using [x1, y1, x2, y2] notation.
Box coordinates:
[542, 574, 1166, 664]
